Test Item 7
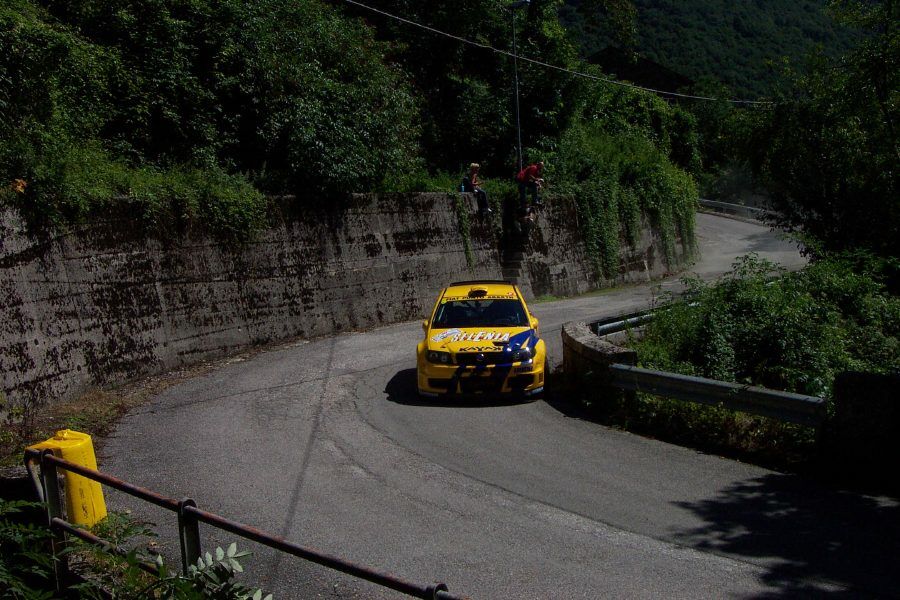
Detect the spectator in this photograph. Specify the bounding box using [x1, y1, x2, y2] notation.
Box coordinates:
[462, 163, 491, 215]
[516, 160, 544, 211]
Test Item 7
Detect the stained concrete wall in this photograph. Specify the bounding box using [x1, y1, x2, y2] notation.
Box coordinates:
[0, 192, 690, 409]
[0, 193, 502, 408]
[518, 196, 691, 298]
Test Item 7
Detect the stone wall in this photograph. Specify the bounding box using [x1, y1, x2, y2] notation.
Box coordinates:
[561, 321, 637, 402]
[1, 192, 689, 408]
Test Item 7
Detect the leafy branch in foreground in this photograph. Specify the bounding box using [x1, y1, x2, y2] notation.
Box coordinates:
[0, 499, 57, 600]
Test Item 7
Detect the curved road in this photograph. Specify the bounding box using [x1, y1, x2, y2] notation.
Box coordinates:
[104, 214, 900, 599]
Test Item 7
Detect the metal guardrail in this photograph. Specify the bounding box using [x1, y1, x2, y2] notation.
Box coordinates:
[593, 311, 656, 337]
[23, 449, 468, 600]
[585, 308, 827, 427]
[698, 199, 771, 220]
[609, 364, 827, 426]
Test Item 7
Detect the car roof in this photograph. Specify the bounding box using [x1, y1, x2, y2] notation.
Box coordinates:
[442, 281, 520, 299]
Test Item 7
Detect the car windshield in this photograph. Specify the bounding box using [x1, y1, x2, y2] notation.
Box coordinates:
[432, 299, 529, 328]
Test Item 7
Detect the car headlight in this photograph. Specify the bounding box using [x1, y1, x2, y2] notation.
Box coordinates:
[513, 345, 533, 362]
[427, 350, 452, 364]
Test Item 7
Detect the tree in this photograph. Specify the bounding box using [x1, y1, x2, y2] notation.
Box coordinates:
[744, 0, 899, 258]
[1, 0, 422, 202]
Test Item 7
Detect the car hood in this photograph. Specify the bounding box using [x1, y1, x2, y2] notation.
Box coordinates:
[427, 326, 536, 353]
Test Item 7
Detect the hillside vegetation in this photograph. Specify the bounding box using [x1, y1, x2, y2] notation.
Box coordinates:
[0, 0, 420, 235]
[1, 0, 699, 274]
[560, 0, 859, 97]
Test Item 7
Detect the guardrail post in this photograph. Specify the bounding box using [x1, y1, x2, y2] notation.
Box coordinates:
[178, 498, 202, 574]
[39, 450, 69, 591]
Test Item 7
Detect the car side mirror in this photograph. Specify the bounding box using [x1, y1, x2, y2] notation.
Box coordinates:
[530, 317, 539, 330]
[422, 320, 429, 332]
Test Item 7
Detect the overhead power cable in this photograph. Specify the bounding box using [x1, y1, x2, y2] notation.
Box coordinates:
[339, 0, 775, 106]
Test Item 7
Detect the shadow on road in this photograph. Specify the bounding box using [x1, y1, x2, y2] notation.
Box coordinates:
[384, 368, 537, 408]
[544, 376, 900, 596]
[672, 473, 900, 598]
[746, 230, 801, 255]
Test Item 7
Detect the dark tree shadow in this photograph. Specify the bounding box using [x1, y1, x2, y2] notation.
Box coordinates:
[672, 473, 900, 598]
[384, 368, 537, 408]
[746, 230, 800, 254]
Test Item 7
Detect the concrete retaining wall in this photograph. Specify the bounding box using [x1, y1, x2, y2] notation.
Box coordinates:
[521, 196, 690, 298]
[1, 193, 502, 408]
[561, 321, 637, 401]
[1, 192, 688, 409]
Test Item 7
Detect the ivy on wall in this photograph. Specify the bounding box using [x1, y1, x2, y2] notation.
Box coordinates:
[552, 124, 699, 278]
[452, 193, 476, 270]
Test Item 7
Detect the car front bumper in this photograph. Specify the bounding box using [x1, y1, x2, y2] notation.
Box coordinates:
[416, 359, 545, 397]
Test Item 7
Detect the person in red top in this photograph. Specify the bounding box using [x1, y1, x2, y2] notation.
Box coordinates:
[516, 160, 544, 211]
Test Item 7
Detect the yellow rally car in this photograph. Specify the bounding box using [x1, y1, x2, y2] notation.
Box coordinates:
[417, 280, 546, 398]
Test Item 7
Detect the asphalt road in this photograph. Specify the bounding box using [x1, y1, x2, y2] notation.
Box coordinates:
[103, 214, 900, 599]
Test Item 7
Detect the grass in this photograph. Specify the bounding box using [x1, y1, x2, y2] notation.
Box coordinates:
[0, 360, 229, 467]
[598, 390, 817, 471]
[1, 388, 146, 468]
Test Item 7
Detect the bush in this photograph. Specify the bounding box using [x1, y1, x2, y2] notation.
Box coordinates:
[1, 0, 422, 236]
[0, 501, 273, 600]
[549, 121, 698, 276]
[635, 253, 900, 398]
[581, 252, 897, 467]
[0, 499, 56, 599]
[9, 143, 266, 238]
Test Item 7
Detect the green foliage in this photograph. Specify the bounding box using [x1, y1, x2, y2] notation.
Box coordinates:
[74, 513, 272, 599]
[0, 499, 56, 600]
[742, 1, 899, 258]
[582, 381, 817, 467]
[550, 110, 698, 276]
[1, 0, 421, 234]
[73, 540, 271, 600]
[635, 253, 900, 398]
[14, 143, 267, 238]
[0, 503, 272, 599]
[586, 251, 898, 465]
[344, 0, 581, 176]
[561, 0, 860, 97]
[125, 544, 272, 600]
[1, 0, 704, 257]
[567, 0, 638, 50]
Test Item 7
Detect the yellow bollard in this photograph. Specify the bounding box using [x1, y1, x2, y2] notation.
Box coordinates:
[28, 430, 107, 527]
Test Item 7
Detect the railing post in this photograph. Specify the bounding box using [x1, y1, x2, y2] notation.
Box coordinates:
[178, 498, 201, 574]
[39, 450, 69, 591]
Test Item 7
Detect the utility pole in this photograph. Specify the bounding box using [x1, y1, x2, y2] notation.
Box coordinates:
[509, 0, 529, 172]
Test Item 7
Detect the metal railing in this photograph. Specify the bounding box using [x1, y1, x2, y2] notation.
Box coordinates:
[593, 310, 657, 337]
[609, 364, 826, 426]
[698, 198, 771, 220]
[585, 308, 827, 427]
[23, 449, 468, 600]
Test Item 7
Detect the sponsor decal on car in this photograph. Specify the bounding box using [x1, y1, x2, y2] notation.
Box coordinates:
[430, 328, 462, 342]
[449, 331, 511, 342]
[441, 293, 515, 301]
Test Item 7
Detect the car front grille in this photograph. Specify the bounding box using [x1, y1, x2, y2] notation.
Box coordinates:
[427, 378, 453, 390]
[454, 351, 507, 366]
[459, 376, 504, 394]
